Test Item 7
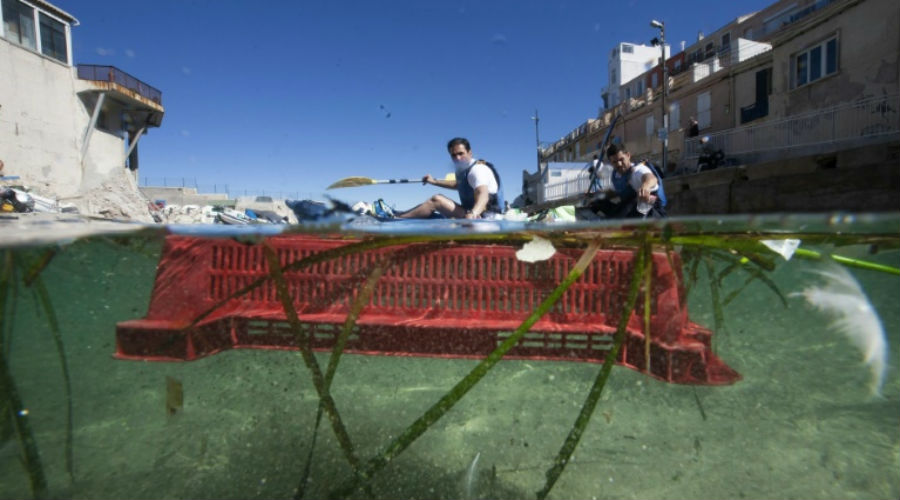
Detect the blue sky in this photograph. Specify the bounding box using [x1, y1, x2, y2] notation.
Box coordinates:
[56, 0, 771, 209]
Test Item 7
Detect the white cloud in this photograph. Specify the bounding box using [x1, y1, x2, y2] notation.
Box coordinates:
[491, 33, 508, 46]
[181, 66, 192, 76]
[180, 130, 191, 137]
[125, 49, 136, 58]
[95, 47, 115, 56]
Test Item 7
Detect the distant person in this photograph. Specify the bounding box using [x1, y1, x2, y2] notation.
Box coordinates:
[697, 136, 725, 171]
[585, 143, 666, 219]
[376, 137, 505, 219]
[688, 117, 699, 138]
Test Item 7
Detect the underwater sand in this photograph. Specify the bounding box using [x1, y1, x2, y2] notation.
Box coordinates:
[1, 228, 898, 500]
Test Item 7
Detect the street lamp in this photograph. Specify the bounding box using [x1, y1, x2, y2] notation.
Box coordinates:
[650, 19, 667, 174]
[531, 109, 542, 170]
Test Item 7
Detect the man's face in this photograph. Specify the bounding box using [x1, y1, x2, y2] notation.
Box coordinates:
[448, 144, 472, 164]
[608, 150, 632, 174]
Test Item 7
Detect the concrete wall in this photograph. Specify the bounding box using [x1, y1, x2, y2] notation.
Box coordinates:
[140, 187, 231, 207]
[664, 140, 900, 214]
[0, 37, 146, 208]
[0, 37, 84, 197]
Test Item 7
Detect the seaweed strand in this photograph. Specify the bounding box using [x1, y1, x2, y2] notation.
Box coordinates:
[328, 238, 604, 499]
[535, 235, 650, 500]
[703, 256, 725, 336]
[0, 251, 48, 499]
[262, 246, 364, 475]
[296, 256, 388, 499]
[28, 275, 74, 483]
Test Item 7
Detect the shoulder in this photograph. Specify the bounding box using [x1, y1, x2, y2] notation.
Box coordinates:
[469, 162, 493, 175]
[632, 163, 653, 176]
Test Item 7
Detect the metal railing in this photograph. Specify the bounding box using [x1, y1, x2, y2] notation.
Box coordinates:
[139, 177, 315, 201]
[540, 173, 592, 204]
[684, 94, 900, 161]
[77, 64, 163, 105]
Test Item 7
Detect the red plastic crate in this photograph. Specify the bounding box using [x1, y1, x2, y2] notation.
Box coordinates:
[115, 234, 740, 385]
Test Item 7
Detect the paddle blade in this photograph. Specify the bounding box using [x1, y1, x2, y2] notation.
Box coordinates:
[327, 176, 378, 189]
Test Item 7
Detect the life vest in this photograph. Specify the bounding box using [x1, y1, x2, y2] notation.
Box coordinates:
[644, 162, 667, 207]
[457, 160, 505, 214]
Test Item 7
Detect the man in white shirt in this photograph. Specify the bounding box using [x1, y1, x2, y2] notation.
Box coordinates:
[393, 137, 505, 219]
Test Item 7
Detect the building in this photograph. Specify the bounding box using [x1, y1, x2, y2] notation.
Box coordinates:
[0, 0, 164, 221]
[528, 0, 899, 214]
[602, 42, 670, 110]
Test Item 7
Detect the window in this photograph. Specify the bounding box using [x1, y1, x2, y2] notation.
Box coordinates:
[674, 59, 682, 72]
[2, 0, 36, 50]
[610, 69, 616, 84]
[651, 73, 658, 89]
[39, 12, 67, 63]
[697, 91, 711, 129]
[645, 115, 655, 138]
[2, 0, 70, 63]
[669, 101, 680, 131]
[705, 43, 715, 60]
[622, 43, 633, 54]
[792, 36, 838, 88]
[720, 33, 731, 55]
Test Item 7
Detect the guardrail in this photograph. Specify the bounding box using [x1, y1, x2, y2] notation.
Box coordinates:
[139, 177, 316, 201]
[541, 173, 592, 204]
[684, 94, 900, 161]
[77, 64, 163, 105]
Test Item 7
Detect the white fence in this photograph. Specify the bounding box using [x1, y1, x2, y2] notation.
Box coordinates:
[684, 94, 900, 161]
[540, 173, 592, 204]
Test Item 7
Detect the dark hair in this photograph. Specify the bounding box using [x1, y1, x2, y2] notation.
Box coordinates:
[606, 142, 628, 159]
[447, 137, 471, 152]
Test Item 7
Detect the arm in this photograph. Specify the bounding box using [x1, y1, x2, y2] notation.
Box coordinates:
[422, 174, 458, 190]
[638, 172, 659, 201]
[466, 185, 491, 219]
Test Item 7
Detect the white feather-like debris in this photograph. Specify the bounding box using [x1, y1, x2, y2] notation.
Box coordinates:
[791, 263, 888, 397]
[516, 236, 556, 263]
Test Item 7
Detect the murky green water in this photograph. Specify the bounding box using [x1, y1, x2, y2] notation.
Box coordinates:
[2, 213, 898, 499]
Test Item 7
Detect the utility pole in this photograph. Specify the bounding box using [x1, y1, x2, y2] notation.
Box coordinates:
[531, 109, 542, 170]
[651, 20, 668, 173]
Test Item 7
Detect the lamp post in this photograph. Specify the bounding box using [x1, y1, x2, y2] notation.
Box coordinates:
[531, 109, 542, 170]
[651, 20, 667, 174]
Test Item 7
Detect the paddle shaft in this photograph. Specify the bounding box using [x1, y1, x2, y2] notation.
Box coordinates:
[372, 178, 421, 185]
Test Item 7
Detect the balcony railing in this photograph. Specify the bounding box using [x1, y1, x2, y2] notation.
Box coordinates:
[540, 173, 592, 204]
[740, 100, 769, 124]
[77, 64, 162, 105]
[684, 94, 900, 161]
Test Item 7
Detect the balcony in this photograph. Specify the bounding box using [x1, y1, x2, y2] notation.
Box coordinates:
[684, 94, 900, 162]
[77, 64, 163, 108]
[740, 100, 769, 124]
